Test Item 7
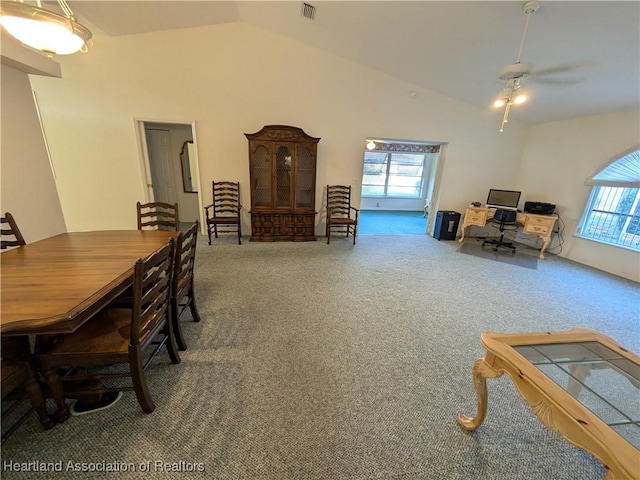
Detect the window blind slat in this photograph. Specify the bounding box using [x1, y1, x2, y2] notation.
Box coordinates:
[586, 149, 640, 187]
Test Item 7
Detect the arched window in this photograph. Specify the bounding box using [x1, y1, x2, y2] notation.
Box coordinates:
[578, 147, 640, 251]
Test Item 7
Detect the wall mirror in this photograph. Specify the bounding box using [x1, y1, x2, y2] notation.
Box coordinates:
[180, 141, 197, 193]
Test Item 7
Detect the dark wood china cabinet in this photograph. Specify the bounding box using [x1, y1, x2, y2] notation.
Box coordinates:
[245, 125, 320, 241]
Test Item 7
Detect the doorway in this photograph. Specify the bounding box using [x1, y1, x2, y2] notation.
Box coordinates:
[136, 120, 203, 229]
[360, 138, 442, 235]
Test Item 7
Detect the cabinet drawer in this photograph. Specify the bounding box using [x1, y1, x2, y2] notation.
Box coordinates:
[527, 216, 556, 228]
[466, 214, 486, 226]
[524, 215, 556, 236]
[465, 208, 489, 226]
[523, 224, 550, 235]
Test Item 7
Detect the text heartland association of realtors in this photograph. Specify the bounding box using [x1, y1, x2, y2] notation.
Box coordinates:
[2, 460, 206, 473]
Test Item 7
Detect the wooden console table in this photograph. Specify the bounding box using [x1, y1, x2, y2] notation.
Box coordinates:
[458, 329, 639, 479]
[458, 206, 557, 259]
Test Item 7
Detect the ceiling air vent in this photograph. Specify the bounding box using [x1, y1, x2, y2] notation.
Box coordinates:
[301, 2, 316, 20]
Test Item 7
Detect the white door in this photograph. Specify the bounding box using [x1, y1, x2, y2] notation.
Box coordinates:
[145, 129, 176, 204]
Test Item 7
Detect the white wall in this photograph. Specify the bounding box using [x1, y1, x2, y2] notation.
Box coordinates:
[518, 110, 640, 282]
[1, 64, 66, 242]
[28, 22, 528, 234]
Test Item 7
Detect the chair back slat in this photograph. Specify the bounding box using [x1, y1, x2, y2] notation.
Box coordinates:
[1, 213, 26, 250]
[130, 239, 175, 345]
[137, 202, 179, 231]
[212, 182, 241, 217]
[327, 185, 353, 218]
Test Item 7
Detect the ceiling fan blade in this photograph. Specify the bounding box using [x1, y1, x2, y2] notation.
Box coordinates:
[531, 61, 599, 78]
[528, 76, 584, 85]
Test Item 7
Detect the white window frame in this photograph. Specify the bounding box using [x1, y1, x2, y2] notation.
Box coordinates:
[577, 147, 640, 251]
[362, 151, 426, 199]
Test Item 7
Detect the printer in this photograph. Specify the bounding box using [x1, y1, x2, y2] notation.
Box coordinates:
[524, 201, 556, 215]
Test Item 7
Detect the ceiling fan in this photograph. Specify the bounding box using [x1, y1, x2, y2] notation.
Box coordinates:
[493, 0, 542, 132]
[493, 0, 590, 132]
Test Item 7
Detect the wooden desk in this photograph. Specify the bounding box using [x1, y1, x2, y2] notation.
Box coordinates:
[458, 329, 640, 479]
[458, 206, 557, 259]
[1, 230, 175, 336]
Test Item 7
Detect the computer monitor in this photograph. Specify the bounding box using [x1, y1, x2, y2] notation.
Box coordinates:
[486, 189, 521, 210]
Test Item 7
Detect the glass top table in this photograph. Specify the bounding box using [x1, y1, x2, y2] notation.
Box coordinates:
[458, 328, 639, 479]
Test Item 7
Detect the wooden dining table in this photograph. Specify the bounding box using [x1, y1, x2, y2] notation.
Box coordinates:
[1, 230, 176, 337]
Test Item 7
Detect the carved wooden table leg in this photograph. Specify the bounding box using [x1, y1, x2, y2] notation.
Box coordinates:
[24, 362, 56, 430]
[42, 366, 70, 423]
[539, 235, 552, 259]
[458, 356, 503, 430]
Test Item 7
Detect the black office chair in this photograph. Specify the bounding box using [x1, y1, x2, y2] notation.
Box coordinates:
[482, 209, 517, 252]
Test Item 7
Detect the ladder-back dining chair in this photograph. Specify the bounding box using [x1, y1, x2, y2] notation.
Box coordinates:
[37, 239, 180, 418]
[204, 181, 242, 245]
[171, 220, 201, 351]
[326, 185, 359, 245]
[1, 212, 26, 249]
[137, 202, 179, 231]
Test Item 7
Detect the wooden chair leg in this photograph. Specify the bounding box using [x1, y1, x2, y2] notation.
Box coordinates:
[237, 221, 242, 245]
[207, 225, 212, 245]
[129, 345, 155, 413]
[171, 299, 188, 351]
[165, 320, 181, 365]
[214, 224, 218, 239]
[189, 289, 202, 323]
[327, 224, 331, 244]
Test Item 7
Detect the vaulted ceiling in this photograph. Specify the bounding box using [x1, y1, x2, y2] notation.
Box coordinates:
[68, 1, 640, 126]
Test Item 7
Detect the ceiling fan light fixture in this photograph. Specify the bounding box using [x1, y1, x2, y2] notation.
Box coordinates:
[494, 1, 541, 132]
[494, 86, 513, 108]
[513, 90, 528, 104]
[0, 0, 92, 56]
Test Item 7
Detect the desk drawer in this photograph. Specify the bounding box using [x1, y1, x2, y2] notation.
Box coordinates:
[467, 214, 487, 226]
[523, 216, 556, 236]
[523, 224, 550, 235]
[465, 208, 489, 226]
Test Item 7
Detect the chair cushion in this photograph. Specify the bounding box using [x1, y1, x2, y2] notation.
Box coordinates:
[329, 217, 357, 225]
[207, 216, 238, 224]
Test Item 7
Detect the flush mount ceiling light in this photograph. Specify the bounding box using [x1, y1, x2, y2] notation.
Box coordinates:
[493, 0, 540, 132]
[0, 0, 92, 56]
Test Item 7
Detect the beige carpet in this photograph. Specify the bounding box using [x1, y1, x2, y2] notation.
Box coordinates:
[2, 234, 638, 479]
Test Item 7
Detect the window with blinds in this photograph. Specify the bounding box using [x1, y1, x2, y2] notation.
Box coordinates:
[578, 148, 640, 251]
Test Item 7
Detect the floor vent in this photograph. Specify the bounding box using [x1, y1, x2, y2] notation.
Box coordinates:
[301, 2, 316, 20]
